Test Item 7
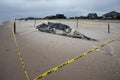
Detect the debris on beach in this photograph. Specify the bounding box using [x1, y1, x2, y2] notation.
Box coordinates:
[36, 22, 97, 41]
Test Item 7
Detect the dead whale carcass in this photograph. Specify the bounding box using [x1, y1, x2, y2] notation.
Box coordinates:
[36, 22, 97, 41]
[36, 22, 71, 34]
[36, 23, 50, 32]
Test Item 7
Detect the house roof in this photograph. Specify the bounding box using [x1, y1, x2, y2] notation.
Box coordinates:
[103, 11, 120, 17]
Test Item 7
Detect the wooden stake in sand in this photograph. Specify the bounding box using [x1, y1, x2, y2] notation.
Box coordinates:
[76, 19, 78, 28]
[108, 23, 110, 33]
[14, 21, 16, 34]
[34, 20, 36, 27]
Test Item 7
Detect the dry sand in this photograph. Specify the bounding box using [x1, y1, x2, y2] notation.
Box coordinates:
[0, 19, 120, 80]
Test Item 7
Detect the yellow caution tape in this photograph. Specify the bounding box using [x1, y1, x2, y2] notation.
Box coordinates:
[79, 21, 107, 26]
[34, 38, 119, 80]
[12, 26, 30, 80]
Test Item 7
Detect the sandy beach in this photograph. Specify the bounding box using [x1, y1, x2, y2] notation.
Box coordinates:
[0, 19, 120, 80]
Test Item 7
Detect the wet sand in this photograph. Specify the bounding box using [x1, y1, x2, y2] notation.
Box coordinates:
[0, 20, 120, 80]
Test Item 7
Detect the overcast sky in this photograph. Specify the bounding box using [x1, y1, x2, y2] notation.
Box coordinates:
[0, 0, 120, 20]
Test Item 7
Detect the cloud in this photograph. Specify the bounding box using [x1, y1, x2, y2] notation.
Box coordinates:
[0, 0, 120, 20]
